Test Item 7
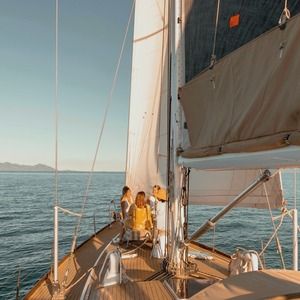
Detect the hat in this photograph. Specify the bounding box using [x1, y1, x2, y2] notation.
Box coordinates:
[156, 188, 167, 201]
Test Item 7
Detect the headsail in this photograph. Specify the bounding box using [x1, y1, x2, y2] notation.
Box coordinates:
[189, 169, 283, 209]
[126, 0, 169, 194]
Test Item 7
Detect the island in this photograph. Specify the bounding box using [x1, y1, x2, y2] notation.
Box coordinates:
[0, 162, 55, 172]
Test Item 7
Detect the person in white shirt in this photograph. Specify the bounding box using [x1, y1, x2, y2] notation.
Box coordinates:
[148, 185, 167, 258]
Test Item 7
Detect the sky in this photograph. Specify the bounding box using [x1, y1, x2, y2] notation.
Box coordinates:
[0, 0, 133, 171]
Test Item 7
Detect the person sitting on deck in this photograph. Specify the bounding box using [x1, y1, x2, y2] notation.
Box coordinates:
[126, 191, 153, 240]
[119, 185, 134, 244]
[120, 186, 134, 220]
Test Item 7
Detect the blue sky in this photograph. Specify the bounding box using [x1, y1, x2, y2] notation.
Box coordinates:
[0, 0, 133, 171]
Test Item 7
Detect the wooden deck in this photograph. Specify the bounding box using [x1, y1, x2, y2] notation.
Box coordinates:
[25, 223, 122, 300]
[91, 280, 173, 300]
[121, 244, 162, 281]
[25, 221, 231, 300]
[188, 242, 230, 280]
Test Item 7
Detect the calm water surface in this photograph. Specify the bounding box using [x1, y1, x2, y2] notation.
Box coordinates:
[0, 171, 299, 299]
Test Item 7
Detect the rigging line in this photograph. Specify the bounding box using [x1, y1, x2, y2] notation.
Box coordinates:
[284, 0, 291, 18]
[261, 170, 286, 269]
[259, 213, 285, 257]
[70, 0, 135, 251]
[210, 0, 221, 66]
[51, 0, 59, 283]
[124, 0, 136, 186]
[121, 235, 150, 255]
[279, 0, 291, 26]
[294, 168, 297, 209]
[54, 0, 59, 208]
[156, 0, 167, 178]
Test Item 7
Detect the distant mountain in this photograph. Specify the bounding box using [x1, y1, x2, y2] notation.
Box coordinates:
[0, 162, 55, 172]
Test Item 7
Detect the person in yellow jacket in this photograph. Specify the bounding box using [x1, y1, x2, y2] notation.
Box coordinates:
[127, 191, 153, 235]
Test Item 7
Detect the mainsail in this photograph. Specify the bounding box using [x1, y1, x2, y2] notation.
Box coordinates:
[180, 3, 300, 170]
[126, 0, 169, 194]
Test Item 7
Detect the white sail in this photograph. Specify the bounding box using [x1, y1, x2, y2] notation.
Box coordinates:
[188, 169, 283, 209]
[125, 0, 169, 195]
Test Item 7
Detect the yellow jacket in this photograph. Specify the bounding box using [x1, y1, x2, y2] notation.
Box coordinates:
[128, 204, 152, 231]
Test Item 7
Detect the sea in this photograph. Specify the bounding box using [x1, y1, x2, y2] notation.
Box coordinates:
[0, 171, 299, 299]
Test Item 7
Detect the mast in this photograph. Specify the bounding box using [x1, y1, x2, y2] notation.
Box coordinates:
[167, 0, 187, 275]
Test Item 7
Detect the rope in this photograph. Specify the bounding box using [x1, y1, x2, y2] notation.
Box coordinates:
[283, 0, 291, 18]
[294, 169, 297, 209]
[54, 0, 59, 208]
[64, 267, 92, 291]
[156, 0, 168, 181]
[279, 0, 291, 27]
[51, 0, 60, 283]
[260, 240, 266, 268]
[124, 0, 138, 188]
[212, 223, 216, 252]
[259, 213, 285, 257]
[121, 235, 150, 255]
[210, 0, 221, 68]
[70, 0, 135, 252]
[261, 170, 285, 268]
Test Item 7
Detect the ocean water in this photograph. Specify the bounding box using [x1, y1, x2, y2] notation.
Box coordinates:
[0, 171, 299, 299]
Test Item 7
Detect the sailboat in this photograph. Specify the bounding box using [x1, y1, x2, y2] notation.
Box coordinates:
[25, 0, 300, 299]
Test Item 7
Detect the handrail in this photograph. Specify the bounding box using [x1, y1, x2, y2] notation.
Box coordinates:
[57, 206, 82, 217]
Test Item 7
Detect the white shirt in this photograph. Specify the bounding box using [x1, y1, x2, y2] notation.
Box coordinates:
[149, 196, 166, 230]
